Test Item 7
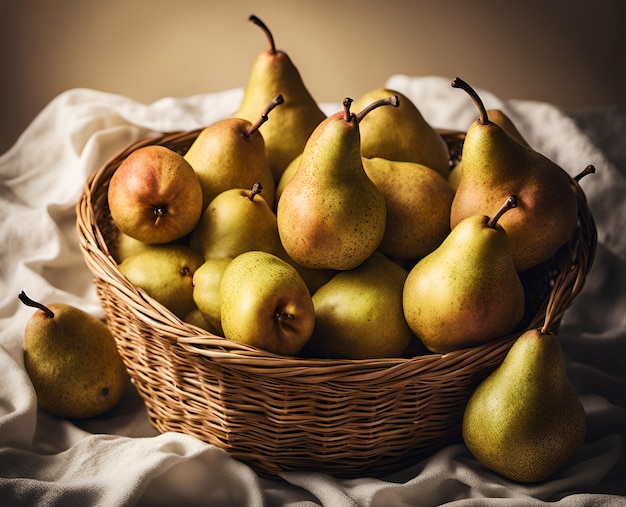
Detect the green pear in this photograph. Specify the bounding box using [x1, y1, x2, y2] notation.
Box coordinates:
[450, 78, 578, 272]
[19, 292, 128, 419]
[189, 183, 282, 260]
[463, 327, 586, 482]
[192, 257, 232, 335]
[107, 145, 203, 244]
[449, 108, 530, 191]
[277, 97, 395, 270]
[403, 196, 525, 353]
[350, 88, 450, 178]
[117, 244, 204, 319]
[362, 157, 455, 260]
[111, 230, 187, 263]
[184, 95, 282, 210]
[220, 251, 315, 356]
[308, 252, 413, 359]
[275, 153, 302, 203]
[232, 15, 326, 181]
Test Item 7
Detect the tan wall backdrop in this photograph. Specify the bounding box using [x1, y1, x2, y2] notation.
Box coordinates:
[1, 0, 624, 153]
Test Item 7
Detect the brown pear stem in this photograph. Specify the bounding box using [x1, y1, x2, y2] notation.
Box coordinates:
[275, 310, 295, 321]
[244, 94, 284, 138]
[487, 195, 517, 228]
[574, 164, 596, 182]
[18, 291, 54, 318]
[451, 77, 489, 125]
[153, 206, 167, 225]
[249, 15, 276, 55]
[248, 182, 263, 201]
[342, 97, 354, 122]
[355, 95, 400, 123]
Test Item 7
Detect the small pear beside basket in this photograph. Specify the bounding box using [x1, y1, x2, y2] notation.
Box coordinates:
[76, 128, 596, 478]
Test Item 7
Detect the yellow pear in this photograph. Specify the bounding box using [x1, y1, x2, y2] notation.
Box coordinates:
[463, 327, 586, 482]
[192, 257, 232, 335]
[403, 196, 525, 353]
[232, 15, 326, 181]
[308, 252, 413, 359]
[351, 87, 451, 178]
[19, 292, 128, 419]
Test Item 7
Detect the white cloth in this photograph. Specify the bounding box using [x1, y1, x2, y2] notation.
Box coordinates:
[1, 76, 625, 506]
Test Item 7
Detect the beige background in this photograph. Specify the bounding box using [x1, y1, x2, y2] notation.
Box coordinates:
[1, 0, 624, 153]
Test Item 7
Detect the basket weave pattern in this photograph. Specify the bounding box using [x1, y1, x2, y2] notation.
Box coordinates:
[76, 129, 596, 478]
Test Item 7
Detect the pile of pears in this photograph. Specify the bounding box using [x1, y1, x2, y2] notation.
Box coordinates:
[103, 15, 594, 482]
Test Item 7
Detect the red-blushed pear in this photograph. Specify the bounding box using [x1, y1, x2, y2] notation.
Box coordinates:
[184, 95, 282, 211]
[403, 196, 525, 353]
[219, 251, 315, 356]
[232, 15, 326, 182]
[449, 77, 578, 272]
[277, 96, 397, 271]
[463, 325, 586, 482]
[107, 145, 203, 244]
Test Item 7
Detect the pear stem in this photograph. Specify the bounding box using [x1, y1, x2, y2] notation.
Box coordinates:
[18, 291, 54, 318]
[249, 15, 276, 55]
[574, 164, 596, 182]
[244, 94, 284, 138]
[355, 95, 400, 123]
[248, 182, 263, 201]
[487, 195, 517, 228]
[342, 97, 354, 122]
[451, 77, 490, 125]
[275, 310, 295, 321]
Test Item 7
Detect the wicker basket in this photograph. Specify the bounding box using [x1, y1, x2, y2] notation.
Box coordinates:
[76, 128, 596, 478]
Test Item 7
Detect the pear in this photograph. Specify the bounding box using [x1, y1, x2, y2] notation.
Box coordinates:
[232, 15, 326, 181]
[108, 145, 203, 244]
[448, 108, 530, 191]
[403, 196, 525, 353]
[192, 257, 232, 335]
[362, 157, 455, 260]
[275, 153, 302, 203]
[220, 251, 315, 356]
[189, 183, 282, 260]
[183, 308, 219, 334]
[463, 327, 586, 482]
[19, 292, 128, 419]
[184, 95, 282, 211]
[450, 78, 578, 272]
[277, 96, 396, 270]
[350, 88, 451, 178]
[308, 252, 413, 359]
[117, 244, 204, 319]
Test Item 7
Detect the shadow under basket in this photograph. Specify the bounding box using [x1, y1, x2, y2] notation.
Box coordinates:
[76, 129, 597, 479]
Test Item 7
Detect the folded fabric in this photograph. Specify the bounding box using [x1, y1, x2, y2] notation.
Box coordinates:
[0, 76, 624, 506]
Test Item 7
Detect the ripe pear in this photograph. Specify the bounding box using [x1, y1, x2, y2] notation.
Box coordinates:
[308, 252, 413, 359]
[448, 108, 530, 191]
[184, 95, 282, 210]
[463, 327, 586, 482]
[189, 183, 282, 260]
[192, 257, 232, 335]
[403, 196, 525, 353]
[232, 15, 326, 181]
[117, 244, 204, 319]
[19, 292, 128, 419]
[108, 145, 203, 244]
[220, 251, 315, 356]
[449, 78, 578, 272]
[184, 308, 219, 334]
[362, 157, 455, 260]
[350, 88, 450, 178]
[277, 97, 395, 270]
